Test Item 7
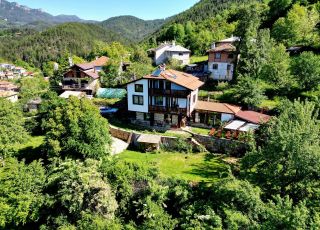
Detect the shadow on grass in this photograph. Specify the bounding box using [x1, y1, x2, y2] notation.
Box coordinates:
[17, 145, 45, 163]
[186, 154, 229, 182]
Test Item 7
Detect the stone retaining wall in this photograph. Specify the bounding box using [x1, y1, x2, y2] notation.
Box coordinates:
[192, 133, 248, 156]
[109, 125, 248, 155]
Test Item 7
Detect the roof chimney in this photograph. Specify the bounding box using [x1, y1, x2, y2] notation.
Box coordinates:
[172, 40, 176, 46]
[159, 63, 166, 71]
[211, 42, 216, 49]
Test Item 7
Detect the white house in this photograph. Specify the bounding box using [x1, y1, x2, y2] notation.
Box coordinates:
[126, 67, 204, 128]
[0, 91, 18, 102]
[207, 36, 240, 81]
[148, 42, 191, 66]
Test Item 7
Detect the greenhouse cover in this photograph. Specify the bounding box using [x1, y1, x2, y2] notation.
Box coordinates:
[97, 88, 127, 99]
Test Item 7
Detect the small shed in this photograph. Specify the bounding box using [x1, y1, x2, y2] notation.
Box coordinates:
[224, 120, 246, 131]
[137, 134, 162, 151]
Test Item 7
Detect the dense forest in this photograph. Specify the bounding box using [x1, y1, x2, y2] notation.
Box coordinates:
[100, 16, 166, 42]
[0, 23, 127, 68]
[0, 0, 320, 229]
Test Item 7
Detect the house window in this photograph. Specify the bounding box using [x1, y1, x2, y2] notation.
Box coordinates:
[212, 64, 218, 70]
[133, 95, 143, 105]
[154, 96, 163, 106]
[228, 54, 234, 59]
[135, 84, 143, 92]
[215, 53, 221, 59]
[179, 53, 184, 56]
[227, 64, 232, 71]
[193, 95, 196, 103]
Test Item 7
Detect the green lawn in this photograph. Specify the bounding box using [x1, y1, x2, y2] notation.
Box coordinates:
[190, 56, 208, 63]
[116, 150, 229, 182]
[14, 136, 45, 161]
[191, 127, 211, 136]
[110, 120, 191, 138]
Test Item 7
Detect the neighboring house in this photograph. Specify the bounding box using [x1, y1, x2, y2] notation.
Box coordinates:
[207, 36, 240, 81]
[126, 66, 204, 128]
[0, 81, 19, 92]
[0, 91, 18, 102]
[13, 67, 26, 76]
[148, 42, 191, 66]
[25, 98, 42, 112]
[63, 64, 100, 95]
[89, 56, 109, 72]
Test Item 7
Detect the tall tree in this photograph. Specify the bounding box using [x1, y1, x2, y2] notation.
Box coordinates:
[0, 158, 46, 228]
[42, 97, 112, 159]
[45, 159, 118, 227]
[0, 99, 29, 158]
[272, 4, 319, 46]
[242, 100, 320, 202]
[291, 51, 320, 91]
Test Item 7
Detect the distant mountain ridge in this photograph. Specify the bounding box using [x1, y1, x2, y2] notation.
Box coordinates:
[100, 16, 167, 42]
[0, 0, 89, 25]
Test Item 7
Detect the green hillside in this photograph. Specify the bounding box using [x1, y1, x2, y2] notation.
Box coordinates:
[0, 22, 127, 67]
[100, 15, 166, 42]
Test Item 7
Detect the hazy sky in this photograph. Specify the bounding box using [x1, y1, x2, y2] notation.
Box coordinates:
[14, 0, 200, 21]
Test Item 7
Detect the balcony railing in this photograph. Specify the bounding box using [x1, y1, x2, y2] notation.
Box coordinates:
[149, 105, 187, 114]
[149, 88, 189, 97]
[62, 83, 89, 90]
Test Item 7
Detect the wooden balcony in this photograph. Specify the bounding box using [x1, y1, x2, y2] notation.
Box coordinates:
[149, 105, 187, 114]
[62, 83, 89, 90]
[149, 88, 189, 98]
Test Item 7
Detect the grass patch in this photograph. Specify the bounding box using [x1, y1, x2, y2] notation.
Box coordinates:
[110, 120, 191, 138]
[191, 127, 211, 136]
[190, 56, 208, 63]
[14, 136, 45, 162]
[116, 150, 229, 182]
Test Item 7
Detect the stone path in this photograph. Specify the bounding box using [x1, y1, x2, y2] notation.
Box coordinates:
[111, 137, 129, 155]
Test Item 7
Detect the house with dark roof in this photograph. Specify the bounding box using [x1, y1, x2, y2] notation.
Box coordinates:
[126, 66, 204, 128]
[148, 41, 191, 66]
[63, 63, 100, 95]
[207, 36, 240, 81]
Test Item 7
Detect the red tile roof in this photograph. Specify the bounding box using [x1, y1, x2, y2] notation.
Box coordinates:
[75, 63, 95, 70]
[144, 69, 204, 91]
[207, 43, 236, 53]
[195, 101, 241, 114]
[90, 56, 109, 67]
[84, 70, 100, 80]
[235, 110, 271, 124]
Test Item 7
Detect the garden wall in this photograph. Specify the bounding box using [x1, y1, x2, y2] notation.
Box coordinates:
[191, 133, 248, 156]
[109, 125, 248, 155]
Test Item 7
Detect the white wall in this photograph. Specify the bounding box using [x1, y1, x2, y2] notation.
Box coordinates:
[127, 79, 149, 113]
[154, 44, 171, 65]
[167, 52, 190, 65]
[190, 89, 199, 113]
[208, 62, 234, 81]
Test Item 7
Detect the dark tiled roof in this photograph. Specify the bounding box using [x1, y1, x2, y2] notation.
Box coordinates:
[75, 63, 95, 70]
